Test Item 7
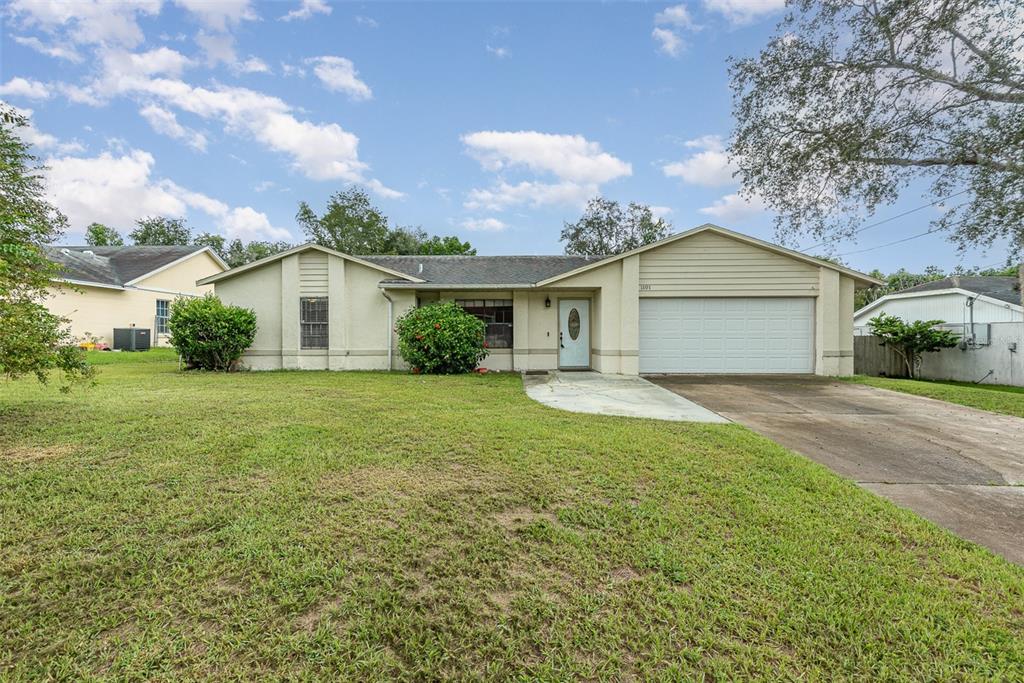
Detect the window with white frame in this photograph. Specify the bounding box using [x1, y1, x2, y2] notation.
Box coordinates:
[155, 299, 170, 335]
[300, 297, 329, 349]
[456, 299, 513, 348]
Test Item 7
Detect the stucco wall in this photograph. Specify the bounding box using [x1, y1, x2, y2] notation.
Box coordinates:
[919, 322, 1024, 386]
[216, 252, 413, 371]
[46, 250, 222, 346]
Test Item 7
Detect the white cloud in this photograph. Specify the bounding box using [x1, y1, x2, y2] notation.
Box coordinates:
[462, 131, 631, 185]
[43, 147, 290, 240]
[650, 206, 673, 219]
[253, 180, 275, 192]
[237, 56, 270, 74]
[195, 30, 237, 67]
[4, 103, 84, 153]
[461, 217, 508, 232]
[219, 206, 291, 240]
[306, 56, 373, 101]
[486, 45, 509, 58]
[7, 0, 162, 47]
[655, 5, 698, 29]
[652, 27, 684, 57]
[101, 46, 194, 81]
[365, 178, 405, 200]
[0, 77, 51, 100]
[139, 104, 207, 151]
[464, 180, 596, 212]
[173, 0, 257, 31]
[662, 134, 736, 186]
[699, 192, 766, 221]
[702, 0, 785, 25]
[12, 35, 83, 62]
[280, 0, 331, 22]
[462, 131, 631, 211]
[355, 15, 378, 28]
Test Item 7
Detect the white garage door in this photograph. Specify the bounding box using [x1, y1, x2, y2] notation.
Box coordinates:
[639, 298, 814, 374]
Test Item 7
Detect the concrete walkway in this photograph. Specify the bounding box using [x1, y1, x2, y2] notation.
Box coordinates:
[650, 375, 1024, 565]
[523, 371, 728, 423]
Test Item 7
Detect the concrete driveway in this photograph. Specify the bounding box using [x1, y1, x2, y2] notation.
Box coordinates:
[648, 375, 1024, 565]
[523, 371, 727, 423]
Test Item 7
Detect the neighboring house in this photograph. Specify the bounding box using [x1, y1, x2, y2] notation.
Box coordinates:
[854, 276, 1024, 337]
[200, 224, 878, 375]
[853, 275, 1024, 386]
[46, 245, 228, 347]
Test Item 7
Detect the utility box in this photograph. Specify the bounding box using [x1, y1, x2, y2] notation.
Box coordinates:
[113, 328, 151, 351]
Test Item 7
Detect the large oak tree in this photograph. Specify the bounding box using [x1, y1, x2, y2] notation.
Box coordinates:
[730, 0, 1023, 255]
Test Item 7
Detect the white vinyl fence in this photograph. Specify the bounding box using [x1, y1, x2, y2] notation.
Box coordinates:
[855, 321, 1024, 387]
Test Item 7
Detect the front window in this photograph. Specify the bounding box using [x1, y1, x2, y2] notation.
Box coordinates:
[300, 297, 329, 349]
[155, 299, 170, 335]
[456, 299, 513, 348]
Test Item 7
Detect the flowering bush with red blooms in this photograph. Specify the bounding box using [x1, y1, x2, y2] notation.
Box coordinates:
[395, 301, 488, 374]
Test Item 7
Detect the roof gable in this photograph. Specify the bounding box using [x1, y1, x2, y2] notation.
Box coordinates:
[363, 255, 603, 287]
[535, 224, 883, 287]
[195, 243, 426, 286]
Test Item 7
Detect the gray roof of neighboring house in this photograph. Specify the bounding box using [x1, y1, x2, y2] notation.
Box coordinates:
[45, 245, 207, 287]
[364, 254, 607, 286]
[898, 276, 1022, 305]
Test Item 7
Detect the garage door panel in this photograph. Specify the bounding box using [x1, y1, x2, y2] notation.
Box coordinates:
[639, 297, 814, 374]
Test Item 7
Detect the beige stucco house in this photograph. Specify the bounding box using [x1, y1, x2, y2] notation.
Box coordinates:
[46, 245, 227, 347]
[199, 224, 880, 375]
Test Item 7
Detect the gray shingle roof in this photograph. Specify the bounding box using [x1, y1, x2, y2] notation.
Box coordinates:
[363, 254, 606, 286]
[45, 245, 206, 287]
[899, 276, 1022, 305]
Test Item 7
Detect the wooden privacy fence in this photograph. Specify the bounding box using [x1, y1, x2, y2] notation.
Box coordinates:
[853, 335, 908, 378]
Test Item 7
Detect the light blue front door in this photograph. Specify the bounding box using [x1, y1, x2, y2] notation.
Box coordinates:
[558, 299, 590, 368]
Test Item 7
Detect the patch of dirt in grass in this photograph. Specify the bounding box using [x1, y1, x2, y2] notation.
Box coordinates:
[609, 566, 642, 582]
[1, 443, 73, 463]
[494, 507, 559, 530]
[294, 595, 347, 634]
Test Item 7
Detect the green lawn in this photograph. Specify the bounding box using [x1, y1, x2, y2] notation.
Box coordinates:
[845, 375, 1024, 419]
[2, 358, 1023, 680]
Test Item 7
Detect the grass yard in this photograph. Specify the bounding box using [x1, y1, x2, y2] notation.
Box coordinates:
[2, 356, 1023, 681]
[845, 375, 1024, 419]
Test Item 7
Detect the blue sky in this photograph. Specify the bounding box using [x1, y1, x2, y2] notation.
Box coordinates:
[0, 0, 1007, 273]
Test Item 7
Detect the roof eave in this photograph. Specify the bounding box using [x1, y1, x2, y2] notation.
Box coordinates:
[124, 246, 226, 286]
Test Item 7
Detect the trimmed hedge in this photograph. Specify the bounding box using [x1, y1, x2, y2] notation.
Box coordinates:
[168, 294, 257, 371]
[395, 302, 488, 374]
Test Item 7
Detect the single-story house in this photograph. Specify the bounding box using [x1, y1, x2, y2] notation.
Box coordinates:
[199, 224, 880, 375]
[854, 275, 1023, 339]
[46, 245, 227, 346]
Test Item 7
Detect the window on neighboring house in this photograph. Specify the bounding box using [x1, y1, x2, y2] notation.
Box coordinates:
[456, 299, 513, 348]
[300, 297, 329, 349]
[155, 299, 170, 335]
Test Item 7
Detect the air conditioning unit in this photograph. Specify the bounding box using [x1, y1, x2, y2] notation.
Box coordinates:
[113, 327, 151, 351]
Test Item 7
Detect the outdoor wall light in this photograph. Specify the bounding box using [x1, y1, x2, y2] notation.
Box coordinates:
[544, 296, 551, 308]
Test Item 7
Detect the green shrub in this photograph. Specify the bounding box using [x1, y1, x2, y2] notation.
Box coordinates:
[395, 301, 488, 374]
[168, 294, 257, 371]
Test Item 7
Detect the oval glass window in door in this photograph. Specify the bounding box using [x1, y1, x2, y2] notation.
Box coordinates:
[568, 308, 581, 340]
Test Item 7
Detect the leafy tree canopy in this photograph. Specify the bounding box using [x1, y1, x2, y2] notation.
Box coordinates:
[84, 222, 124, 246]
[730, 0, 1024, 255]
[221, 238, 292, 268]
[560, 197, 671, 255]
[130, 216, 191, 246]
[297, 186, 475, 255]
[0, 105, 92, 389]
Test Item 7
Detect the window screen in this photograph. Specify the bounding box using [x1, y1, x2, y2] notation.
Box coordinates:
[456, 299, 513, 348]
[300, 297, 329, 349]
[155, 299, 170, 335]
